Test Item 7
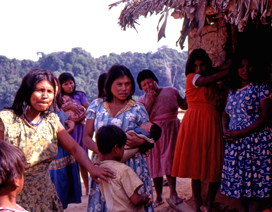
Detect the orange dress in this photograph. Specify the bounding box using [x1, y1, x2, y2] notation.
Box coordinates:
[172, 73, 223, 182]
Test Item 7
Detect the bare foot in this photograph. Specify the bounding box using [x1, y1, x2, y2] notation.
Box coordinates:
[153, 199, 164, 208]
[200, 205, 210, 212]
[170, 193, 183, 205]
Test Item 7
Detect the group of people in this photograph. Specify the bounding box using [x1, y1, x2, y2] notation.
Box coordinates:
[0, 48, 271, 212]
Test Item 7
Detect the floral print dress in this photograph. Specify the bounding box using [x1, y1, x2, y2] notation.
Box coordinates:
[0, 110, 63, 212]
[86, 99, 154, 212]
[221, 83, 272, 198]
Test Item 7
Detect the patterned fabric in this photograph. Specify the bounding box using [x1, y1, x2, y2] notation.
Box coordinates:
[221, 82, 272, 198]
[0, 110, 63, 212]
[86, 99, 154, 212]
[138, 86, 181, 178]
[49, 109, 82, 209]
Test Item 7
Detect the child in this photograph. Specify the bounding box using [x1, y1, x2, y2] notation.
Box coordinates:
[0, 140, 27, 212]
[122, 122, 161, 162]
[96, 125, 153, 212]
[61, 94, 86, 125]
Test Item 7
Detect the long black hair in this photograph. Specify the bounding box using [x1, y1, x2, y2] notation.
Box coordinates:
[104, 64, 135, 102]
[185, 48, 214, 76]
[97, 73, 107, 98]
[6, 69, 56, 116]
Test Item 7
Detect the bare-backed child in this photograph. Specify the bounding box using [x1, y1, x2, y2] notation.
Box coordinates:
[61, 94, 86, 125]
[96, 125, 153, 212]
[122, 122, 161, 162]
[0, 140, 27, 212]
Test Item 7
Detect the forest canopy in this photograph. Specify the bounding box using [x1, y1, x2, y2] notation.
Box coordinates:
[0, 47, 187, 109]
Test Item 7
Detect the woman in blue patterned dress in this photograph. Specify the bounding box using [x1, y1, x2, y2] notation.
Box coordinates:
[221, 52, 272, 212]
[83, 64, 154, 212]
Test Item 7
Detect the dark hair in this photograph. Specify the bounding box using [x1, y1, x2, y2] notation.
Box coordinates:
[58, 72, 77, 96]
[96, 125, 127, 154]
[104, 64, 135, 102]
[228, 50, 264, 90]
[185, 48, 214, 76]
[136, 69, 159, 90]
[0, 140, 27, 193]
[6, 69, 56, 116]
[149, 122, 162, 142]
[97, 73, 107, 98]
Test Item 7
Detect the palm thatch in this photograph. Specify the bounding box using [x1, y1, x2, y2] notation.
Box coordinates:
[109, 0, 272, 49]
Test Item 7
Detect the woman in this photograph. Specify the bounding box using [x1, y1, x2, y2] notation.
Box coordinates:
[83, 64, 154, 212]
[221, 52, 272, 212]
[136, 69, 187, 207]
[49, 79, 82, 209]
[58, 72, 89, 195]
[0, 69, 114, 211]
[172, 49, 230, 212]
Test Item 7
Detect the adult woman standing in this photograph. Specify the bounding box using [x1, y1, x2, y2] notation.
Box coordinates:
[136, 69, 187, 207]
[84, 64, 154, 212]
[0, 69, 114, 211]
[58, 73, 89, 195]
[221, 52, 272, 212]
[172, 49, 230, 212]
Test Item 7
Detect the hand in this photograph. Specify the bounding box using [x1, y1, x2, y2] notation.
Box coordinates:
[65, 120, 75, 131]
[141, 193, 152, 207]
[89, 165, 115, 184]
[126, 132, 145, 148]
[146, 89, 156, 102]
[223, 129, 244, 141]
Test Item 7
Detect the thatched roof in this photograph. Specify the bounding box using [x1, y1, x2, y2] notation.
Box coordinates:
[109, 0, 272, 49]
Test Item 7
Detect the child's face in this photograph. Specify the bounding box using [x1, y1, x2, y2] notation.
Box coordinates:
[140, 122, 153, 133]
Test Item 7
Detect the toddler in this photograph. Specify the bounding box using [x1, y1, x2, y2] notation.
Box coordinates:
[96, 125, 152, 212]
[0, 140, 27, 212]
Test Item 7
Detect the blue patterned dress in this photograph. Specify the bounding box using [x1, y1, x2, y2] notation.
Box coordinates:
[221, 82, 272, 198]
[86, 98, 154, 212]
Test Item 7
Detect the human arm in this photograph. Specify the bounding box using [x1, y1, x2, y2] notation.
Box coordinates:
[140, 90, 156, 114]
[57, 120, 114, 183]
[82, 118, 99, 154]
[224, 98, 272, 141]
[177, 93, 187, 110]
[195, 60, 231, 87]
[130, 188, 152, 207]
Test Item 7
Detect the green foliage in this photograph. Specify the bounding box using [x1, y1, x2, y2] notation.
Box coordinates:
[0, 47, 187, 109]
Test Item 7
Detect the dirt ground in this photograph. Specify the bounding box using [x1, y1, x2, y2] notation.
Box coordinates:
[64, 178, 193, 212]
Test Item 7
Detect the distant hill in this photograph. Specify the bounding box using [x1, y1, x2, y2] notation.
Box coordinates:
[0, 47, 187, 109]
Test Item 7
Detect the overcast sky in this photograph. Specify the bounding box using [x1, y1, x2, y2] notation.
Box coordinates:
[0, 0, 188, 61]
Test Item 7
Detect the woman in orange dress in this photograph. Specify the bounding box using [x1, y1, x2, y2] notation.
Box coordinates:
[172, 49, 230, 212]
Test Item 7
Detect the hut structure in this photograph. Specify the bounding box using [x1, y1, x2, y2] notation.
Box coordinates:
[109, 0, 272, 211]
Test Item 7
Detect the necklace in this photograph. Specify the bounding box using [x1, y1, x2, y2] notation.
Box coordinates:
[24, 114, 43, 126]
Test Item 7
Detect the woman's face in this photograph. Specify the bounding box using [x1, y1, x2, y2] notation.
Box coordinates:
[140, 78, 158, 93]
[61, 79, 75, 94]
[238, 59, 252, 82]
[194, 59, 206, 74]
[111, 76, 132, 101]
[30, 80, 54, 112]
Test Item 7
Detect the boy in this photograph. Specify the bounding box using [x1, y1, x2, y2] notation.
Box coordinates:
[0, 140, 27, 212]
[96, 125, 152, 212]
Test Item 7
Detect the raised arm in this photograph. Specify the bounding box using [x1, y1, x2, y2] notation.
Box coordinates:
[57, 121, 114, 183]
[195, 60, 231, 87]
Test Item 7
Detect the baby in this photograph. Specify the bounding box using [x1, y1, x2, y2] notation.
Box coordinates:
[96, 125, 152, 212]
[61, 94, 86, 125]
[0, 140, 28, 212]
[121, 122, 161, 162]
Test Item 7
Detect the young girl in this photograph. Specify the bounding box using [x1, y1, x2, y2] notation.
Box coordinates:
[172, 48, 230, 212]
[0, 140, 27, 212]
[221, 51, 272, 212]
[58, 72, 90, 195]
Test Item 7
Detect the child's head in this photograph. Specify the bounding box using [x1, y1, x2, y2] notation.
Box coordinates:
[0, 140, 27, 194]
[96, 125, 127, 160]
[62, 94, 70, 103]
[140, 122, 161, 142]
